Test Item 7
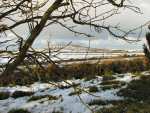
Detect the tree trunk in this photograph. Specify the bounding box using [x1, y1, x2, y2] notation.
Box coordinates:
[1, 0, 63, 76]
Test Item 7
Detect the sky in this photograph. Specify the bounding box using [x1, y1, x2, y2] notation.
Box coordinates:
[33, 0, 150, 50]
[2, 0, 150, 50]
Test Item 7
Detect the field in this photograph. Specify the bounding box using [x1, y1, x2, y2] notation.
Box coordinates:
[0, 71, 150, 113]
[0, 46, 149, 113]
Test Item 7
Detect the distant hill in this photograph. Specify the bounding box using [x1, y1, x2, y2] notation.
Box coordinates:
[38, 43, 118, 53]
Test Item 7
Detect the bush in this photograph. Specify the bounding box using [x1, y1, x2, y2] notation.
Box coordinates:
[100, 58, 148, 75]
[88, 99, 108, 106]
[32, 64, 65, 81]
[0, 71, 33, 86]
[101, 84, 121, 90]
[28, 95, 58, 102]
[100, 80, 126, 86]
[131, 71, 142, 77]
[8, 109, 31, 113]
[68, 90, 82, 96]
[0, 57, 149, 86]
[0, 92, 10, 100]
[89, 86, 99, 92]
[52, 110, 64, 113]
[11, 91, 34, 98]
[118, 75, 150, 101]
[102, 74, 115, 81]
[96, 101, 150, 113]
[68, 63, 97, 79]
[100, 80, 126, 90]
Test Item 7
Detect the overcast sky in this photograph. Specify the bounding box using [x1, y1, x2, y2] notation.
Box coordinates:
[3, 0, 150, 50]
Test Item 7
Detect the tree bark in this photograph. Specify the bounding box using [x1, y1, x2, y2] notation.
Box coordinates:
[1, 0, 63, 76]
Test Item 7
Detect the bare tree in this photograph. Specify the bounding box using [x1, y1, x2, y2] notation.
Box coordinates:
[0, 0, 145, 76]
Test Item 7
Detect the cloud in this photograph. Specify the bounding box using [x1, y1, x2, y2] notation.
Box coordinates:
[2, 0, 150, 50]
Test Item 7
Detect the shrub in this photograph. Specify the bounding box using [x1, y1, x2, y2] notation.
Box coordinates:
[0, 71, 33, 86]
[32, 64, 64, 81]
[100, 80, 125, 86]
[28, 95, 58, 102]
[89, 86, 99, 92]
[101, 84, 121, 90]
[96, 101, 150, 113]
[101, 80, 126, 90]
[8, 109, 31, 113]
[88, 99, 123, 106]
[88, 99, 108, 106]
[102, 74, 115, 81]
[118, 75, 150, 101]
[128, 59, 145, 72]
[111, 60, 129, 73]
[131, 71, 142, 77]
[0, 92, 10, 100]
[68, 90, 82, 96]
[46, 64, 62, 81]
[68, 63, 97, 79]
[0, 57, 149, 86]
[11, 91, 34, 98]
[52, 110, 64, 113]
[100, 58, 148, 75]
[32, 66, 47, 81]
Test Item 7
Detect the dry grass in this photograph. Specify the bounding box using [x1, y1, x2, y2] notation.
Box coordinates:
[0, 57, 149, 86]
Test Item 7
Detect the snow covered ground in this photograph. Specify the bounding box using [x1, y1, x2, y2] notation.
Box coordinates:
[0, 72, 144, 113]
[0, 51, 144, 64]
[50, 52, 143, 61]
